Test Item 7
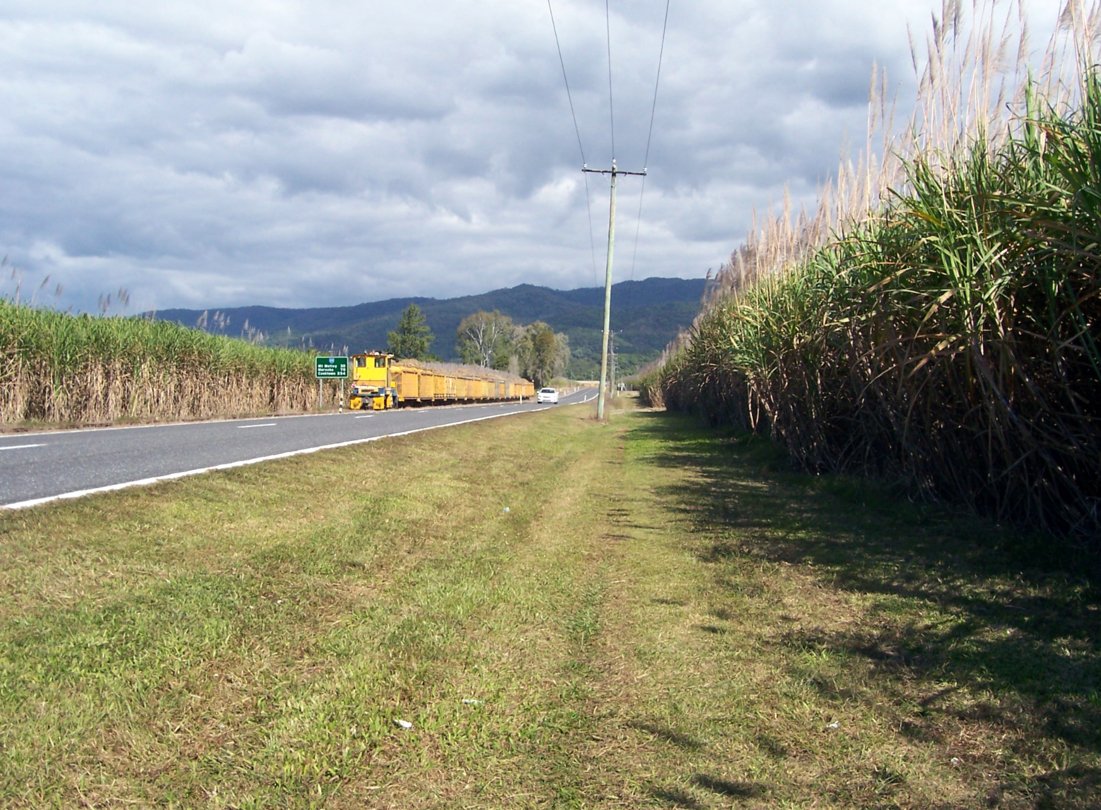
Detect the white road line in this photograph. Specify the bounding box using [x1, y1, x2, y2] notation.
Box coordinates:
[0, 443, 46, 451]
[354, 415, 374, 419]
[0, 412, 344, 439]
[1, 409, 529, 511]
[238, 423, 277, 429]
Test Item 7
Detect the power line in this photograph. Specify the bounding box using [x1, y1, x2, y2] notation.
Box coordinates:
[629, 0, 672, 283]
[642, 0, 671, 169]
[547, 0, 600, 285]
[605, 0, 616, 160]
[581, 175, 600, 287]
[547, 0, 587, 166]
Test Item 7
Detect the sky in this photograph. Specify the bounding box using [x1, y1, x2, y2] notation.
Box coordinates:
[0, 0, 1066, 314]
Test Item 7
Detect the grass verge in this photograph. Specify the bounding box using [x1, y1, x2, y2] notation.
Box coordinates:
[0, 401, 1097, 807]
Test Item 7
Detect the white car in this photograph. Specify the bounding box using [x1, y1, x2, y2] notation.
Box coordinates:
[537, 387, 559, 404]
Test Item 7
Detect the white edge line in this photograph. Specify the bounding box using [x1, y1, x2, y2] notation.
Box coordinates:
[2, 409, 527, 512]
[0, 410, 364, 440]
[0, 443, 47, 451]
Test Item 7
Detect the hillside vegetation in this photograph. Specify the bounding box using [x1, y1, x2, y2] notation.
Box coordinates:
[150, 277, 707, 379]
[0, 300, 327, 426]
[645, 3, 1101, 544]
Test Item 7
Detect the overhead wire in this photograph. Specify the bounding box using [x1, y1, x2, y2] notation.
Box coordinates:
[548, 1, 671, 291]
[642, 0, 670, 170]
[547, 0, 587, 167]
[605, 0, 616, 160]
[628, 0, 672, 284]
[547, 0, 600, 285]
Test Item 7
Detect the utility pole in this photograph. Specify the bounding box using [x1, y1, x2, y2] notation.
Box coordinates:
[609, 330, 617, 399]
[584, 160, 646, 420]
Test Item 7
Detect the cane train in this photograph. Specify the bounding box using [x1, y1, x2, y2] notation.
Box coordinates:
[346, 352, 535, 410]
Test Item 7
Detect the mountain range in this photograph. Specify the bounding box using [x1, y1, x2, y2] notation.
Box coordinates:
[149, 276, 708, 379]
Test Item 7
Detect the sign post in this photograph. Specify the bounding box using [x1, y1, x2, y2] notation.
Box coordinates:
[315, 356, 350, 410]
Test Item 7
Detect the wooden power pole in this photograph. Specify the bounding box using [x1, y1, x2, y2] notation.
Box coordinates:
[584, 160, 645, 421]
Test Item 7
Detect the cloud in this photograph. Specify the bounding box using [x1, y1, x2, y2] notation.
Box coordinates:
[0, 0, 1066, 313]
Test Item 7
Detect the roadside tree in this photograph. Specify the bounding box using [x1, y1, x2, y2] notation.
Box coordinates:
[517, 321, 570, 388]
[387, 304, 434, 360]
[456, 310, 515, 368]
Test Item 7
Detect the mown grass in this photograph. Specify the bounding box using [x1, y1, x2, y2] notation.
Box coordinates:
[1, 402, 1098, 807]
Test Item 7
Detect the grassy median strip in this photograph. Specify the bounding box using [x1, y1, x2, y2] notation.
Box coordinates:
[1, 401, 1098, 807]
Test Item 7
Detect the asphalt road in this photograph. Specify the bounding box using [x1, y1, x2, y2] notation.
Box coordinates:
[0, 389, 596, 509]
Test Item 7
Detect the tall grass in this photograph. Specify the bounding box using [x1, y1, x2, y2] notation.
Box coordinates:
[651, 1, 1101, 543]
[0, 300, 331, 425]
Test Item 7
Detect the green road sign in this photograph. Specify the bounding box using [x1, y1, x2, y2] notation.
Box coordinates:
[315, 356, 349, 379]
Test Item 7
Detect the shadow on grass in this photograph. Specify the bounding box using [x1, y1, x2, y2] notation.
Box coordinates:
[628, 720, 706, 751]
[690, 773, 767, 799]
[647, 785, 705, 809]
[646, 776, 767, 809]
[629, 410, 1101, 800]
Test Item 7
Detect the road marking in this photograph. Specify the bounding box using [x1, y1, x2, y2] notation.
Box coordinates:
[0, 443, 46, 451]
[355, 415, 374, 419]
[0, 407, 446, 440]
[1, 408, 532, 511]
[238, 423, 276, 429]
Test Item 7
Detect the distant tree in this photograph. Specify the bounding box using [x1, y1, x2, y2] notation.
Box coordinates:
[456, 310, 514, 368]
[553, 332, 570, 382]
[387, 303, 434, 359]
[517, 321, 570, 388]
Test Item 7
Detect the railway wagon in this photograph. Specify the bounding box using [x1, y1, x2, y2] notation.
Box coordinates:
[347, 351, 535, 410]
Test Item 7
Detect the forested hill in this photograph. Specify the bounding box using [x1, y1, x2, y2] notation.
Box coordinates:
[148, 276, 708, 379]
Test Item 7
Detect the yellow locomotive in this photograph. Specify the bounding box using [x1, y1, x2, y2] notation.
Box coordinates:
[347, 351, 536, 410]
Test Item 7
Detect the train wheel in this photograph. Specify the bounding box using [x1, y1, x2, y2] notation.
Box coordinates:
[349, 395, 363, 410]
